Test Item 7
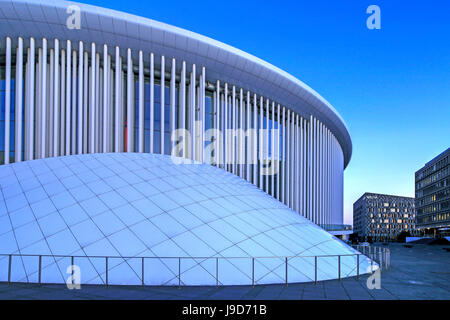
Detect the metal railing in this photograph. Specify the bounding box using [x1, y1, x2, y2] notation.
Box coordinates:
[0, 247, 389, 287]
[352, 245, 390, 270]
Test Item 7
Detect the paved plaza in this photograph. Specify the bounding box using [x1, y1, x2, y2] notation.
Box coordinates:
[0, 244, 449, 300]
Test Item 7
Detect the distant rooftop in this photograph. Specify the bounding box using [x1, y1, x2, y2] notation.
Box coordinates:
[424, 148, 450, 167]
[354, 192, 414, 204]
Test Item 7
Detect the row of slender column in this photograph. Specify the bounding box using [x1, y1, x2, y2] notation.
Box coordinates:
[1, 36, 344, 226]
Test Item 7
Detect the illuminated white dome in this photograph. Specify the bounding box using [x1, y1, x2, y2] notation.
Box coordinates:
[0, 153, 373, 285]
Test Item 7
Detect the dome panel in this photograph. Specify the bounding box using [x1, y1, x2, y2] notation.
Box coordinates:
[0, 153, 374, 285]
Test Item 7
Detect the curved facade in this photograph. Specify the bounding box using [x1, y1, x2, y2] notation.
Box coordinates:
[0, 153, 371, 285]
[1, 1, 350, 229]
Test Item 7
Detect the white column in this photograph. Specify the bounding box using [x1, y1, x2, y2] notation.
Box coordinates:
[14, 38, 24, 162]
[26, 39, 35, 160]
[281, 107, 286, 203]
[29, 39, 35, 160]
[276, 104, 281, 201]
[319, 121, 322, 224]
[308, 116, 312, 220]
[322, 124, 326, 226]
[70, 51, 76, 154]
[287, 110, 291, 206]
[312, 117, 315, 222]
[265, 99, 269, 193]
[317, 119, 320, 224]
[23, 46, 28, 160]
[83, 51, 88, 154]
[4, 37, 11, 164]
[190, 64, 196, 159]
[239, 88, 244, 176]
[223, 83, 228, 169]
[108, 54, 113, 151]
[39, 38, 47, 159]
[24, 48, 29, 160]
[328, 129, 331, 225]
[89, 43, 95, 153]
[48, 49, 53, 158]
[75, 41, 82, 154]
[52, 39, 59, 157]
[300, 117, 304, 215]
[286, 110, 292, 208]
[119, 56, 124, 151]
[64, 40, 71, 155]
[161, 56, 166, 155]
[35, 48, 41, 159]
[201, 67, 206, 163]
[138, 50, 144, 153]
[302, 117, 306, 214]
[314, 117, 318, 223]
[296, 114, 300, 211]
[292, 113, 296, 210]
[149, 53, 155, 153]
[318, 122, 321, 224]
[232, 86, 236, 174]
[292, 112, 296, 210]
[253, 94, 258, 184]
[216, 81, 221, 166]
[95, 52, 100, 152]
[59, 49, 65, 155]
[246, 91, 251, 181]
[102, 44, 109, 153]
[130, 67, 135, 152]
[170, 58, 176, 155]
[271, 101, 275, 197]
[126, 48, 133, 152]
[180, 61, 186, 158]
[259, 96, 263, 190]
[114, 47, 120, 152]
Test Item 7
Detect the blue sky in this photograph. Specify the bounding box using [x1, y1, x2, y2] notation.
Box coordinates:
[78, 0, 450, 224]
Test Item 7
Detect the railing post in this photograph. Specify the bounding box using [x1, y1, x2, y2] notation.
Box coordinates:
[38, 255, 42, 285]
[142, 257, 144, 286]
[285, 257, 288, 286]
[8, 255, 12, 284]
[314, 256, 317, 284]
[105, 257, 108, 287]
[71, 256, 74, 286]
[178, 257, 181, 288]
[356, 254, 360, 280]
[252, 257, 255, 287]
[387, 249, 390, 269]
[338, 255, 341, 281]
[379, 250, 383, 269]
[216, 258, 219, 286]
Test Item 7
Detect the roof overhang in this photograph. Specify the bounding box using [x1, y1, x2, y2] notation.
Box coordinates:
[0, 0, 352, 168]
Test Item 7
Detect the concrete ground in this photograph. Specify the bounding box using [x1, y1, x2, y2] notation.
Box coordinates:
[0, 243, 449, 300]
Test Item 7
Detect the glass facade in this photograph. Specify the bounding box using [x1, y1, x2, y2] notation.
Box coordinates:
[415, 148, 450, 234]
[1, 67, 25, 164]
[353, 193, 418, 242]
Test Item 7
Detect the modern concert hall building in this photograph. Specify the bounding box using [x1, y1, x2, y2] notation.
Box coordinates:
[0, 0, 373, 286]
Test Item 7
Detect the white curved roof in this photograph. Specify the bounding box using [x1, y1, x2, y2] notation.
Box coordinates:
[0, 0, 352, 167]
[0, 153, 371, 285]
